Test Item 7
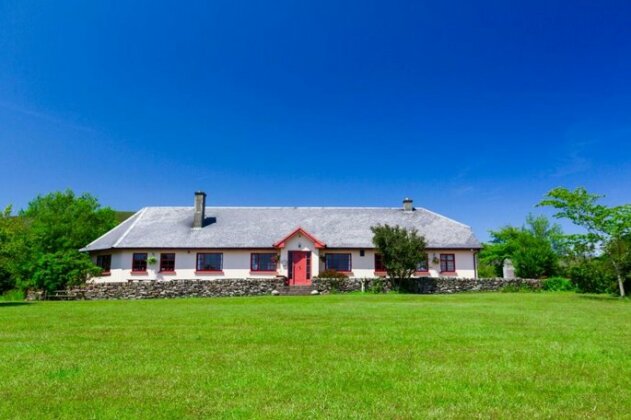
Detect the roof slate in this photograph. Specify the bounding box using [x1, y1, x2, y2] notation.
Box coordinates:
[81, 206, 482, 251]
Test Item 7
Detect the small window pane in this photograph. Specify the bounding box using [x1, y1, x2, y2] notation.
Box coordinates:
[440, 254, 456, 272]
[325, 254, 351, 272]
[132, 253, 147, 272]
[251, 253, 277, 271]
[96, 255, 111, 272]
[197, 253, 223, 271]
[160, 253, 176, 272]
[416, 254, 429, 271]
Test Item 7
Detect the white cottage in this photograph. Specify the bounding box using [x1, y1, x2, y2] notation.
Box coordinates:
[81, 192, 482, 284]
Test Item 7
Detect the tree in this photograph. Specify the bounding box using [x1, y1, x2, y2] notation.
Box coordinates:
[371, 224, 427, 289]
[480, 215, 560, 279]
[539, 187, 631, 297]
[17, 190, 117, 292]
[0, 206, 31, 293]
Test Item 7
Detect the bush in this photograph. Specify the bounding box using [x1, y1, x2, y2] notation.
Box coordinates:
[317, 269, 348, 279]
[368, 278, 386, 294]
[0, 289, 25, 301]
[567, 259, 617, 294]
[500, 283, 538, 293]
[541, 277, 575, 292]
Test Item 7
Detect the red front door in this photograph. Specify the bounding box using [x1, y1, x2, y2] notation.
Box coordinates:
[291, 251, 310, 285]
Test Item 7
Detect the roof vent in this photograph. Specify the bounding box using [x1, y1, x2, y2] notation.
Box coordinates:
[403, 197, 414, 212]
[193, 191, 206, 228]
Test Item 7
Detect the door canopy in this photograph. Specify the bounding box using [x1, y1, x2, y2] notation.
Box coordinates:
[273, 227, 326, 249]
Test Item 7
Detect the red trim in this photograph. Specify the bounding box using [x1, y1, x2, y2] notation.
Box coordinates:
[130, 271, 148, 275]
[273, 227, 326, 249]
[250, 252, 279, 272]
[100, 271, 111, 276]
[159, 271, 177, 275]
[415, 270, 430, 277]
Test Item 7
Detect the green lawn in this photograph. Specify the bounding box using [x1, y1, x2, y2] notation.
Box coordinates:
[1, 293, 630, 419]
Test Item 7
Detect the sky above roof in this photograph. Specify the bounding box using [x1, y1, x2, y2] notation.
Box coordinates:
[1, 0, 630, 241]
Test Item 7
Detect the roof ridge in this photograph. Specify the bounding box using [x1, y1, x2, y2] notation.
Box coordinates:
[112, 208, 147, 247]
[414, 206, 471, 228]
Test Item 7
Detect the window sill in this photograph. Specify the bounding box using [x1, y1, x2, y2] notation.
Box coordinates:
[440, 271, 458, 276]
[100, 272, 111, 276]
[130, 271, 148, 275]
[374, 271, 387, 277]
[415, 270, 430, 276]
[159, 271, 177, 275]
[195, 270, 224, 275]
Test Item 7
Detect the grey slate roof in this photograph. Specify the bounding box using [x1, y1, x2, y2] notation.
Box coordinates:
[81, 206, 481, 252]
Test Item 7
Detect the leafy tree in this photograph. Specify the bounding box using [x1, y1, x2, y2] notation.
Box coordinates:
[371, 224, 427, 289]
[480, 215, 560, 279]
[17, 190, 117, 292]
[0, 206, 31, 293]
[539, 187, 631, 297]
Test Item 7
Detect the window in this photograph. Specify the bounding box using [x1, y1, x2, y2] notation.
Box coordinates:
[196, 253, 223, 271]
[132, 253, 147, 272]
[374, 253, 386, 272]
[416, 254, 429, 272]
[325, 253, 352, 272]
[440, 254, 456, 272]
[160, 253, 176, 272]
[251, 253, 277, 272]
[96, 254, 111, 273]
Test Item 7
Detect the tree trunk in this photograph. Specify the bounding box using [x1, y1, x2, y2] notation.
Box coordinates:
[616, 272, 626, 298]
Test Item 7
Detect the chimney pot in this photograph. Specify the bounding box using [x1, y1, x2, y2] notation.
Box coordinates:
[193, 191, 206, 228]
[403, 197, 414, 211]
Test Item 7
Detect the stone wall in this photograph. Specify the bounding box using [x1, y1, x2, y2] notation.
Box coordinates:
[313, 277, 541, 294]
[26, 277, 541, 301]
[33, 278, 287, 300]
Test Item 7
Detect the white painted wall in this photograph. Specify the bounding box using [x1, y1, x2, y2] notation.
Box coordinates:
[90, 248, 477, 283]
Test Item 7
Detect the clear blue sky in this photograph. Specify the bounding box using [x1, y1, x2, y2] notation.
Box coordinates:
[1, 0, 630, 241]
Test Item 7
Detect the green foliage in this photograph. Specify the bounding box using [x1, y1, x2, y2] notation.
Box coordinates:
[566, 258, 617, 294]
[480, 214, 560, 279]
[0, 288, 25, 301]
[539, 187, 631, 297]
[371, 224, 427, 289]
[541, 277, 575, 292]
[477, 259, 499, 278]
[317, 269, 348, 279]
[367, 277, 386, 293]
[500, 283, 539, 293]
[0, 190, 117, 293]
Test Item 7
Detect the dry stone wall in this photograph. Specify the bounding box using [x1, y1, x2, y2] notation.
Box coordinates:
[26, 277, 541, 300]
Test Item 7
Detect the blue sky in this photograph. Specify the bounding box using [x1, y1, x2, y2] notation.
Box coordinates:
[1, 0, 630, 241]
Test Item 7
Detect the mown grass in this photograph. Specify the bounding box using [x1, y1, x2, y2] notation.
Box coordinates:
[1, 293, 630, 419]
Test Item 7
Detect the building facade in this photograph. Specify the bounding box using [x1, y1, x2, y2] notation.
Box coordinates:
[82, 192, 482, 284]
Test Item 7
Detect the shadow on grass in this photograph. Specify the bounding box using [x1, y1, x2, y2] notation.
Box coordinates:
[0, 301, 31, 307]
[577, 294, 626, 302]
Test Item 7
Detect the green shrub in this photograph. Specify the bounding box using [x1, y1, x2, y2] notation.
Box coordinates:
[367, 278, 386, 294]
[567, 259, 617, 294]
[541, 277, 575, 291]
[0, 289, 25, 301]
[317, 269, 348, 279]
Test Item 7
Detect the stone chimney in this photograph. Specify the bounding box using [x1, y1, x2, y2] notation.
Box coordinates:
[193, 191, 206, 228]
[403, 197, 414, 212]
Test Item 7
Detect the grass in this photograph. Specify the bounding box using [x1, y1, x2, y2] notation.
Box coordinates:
[1, 293, 630, 419]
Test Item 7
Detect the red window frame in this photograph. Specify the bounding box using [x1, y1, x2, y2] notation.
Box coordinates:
[325, 253, 352, 272]
[159, 253, 176, 272]
[416, 254, 429, 272]
[196, 253, 223, 272]
[131, 253, 147, 272]
[96, 254, 111, 274]
[374, 253, 386, 272]
[250, 253, 278, 272]
[440, 253, 456, 273]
